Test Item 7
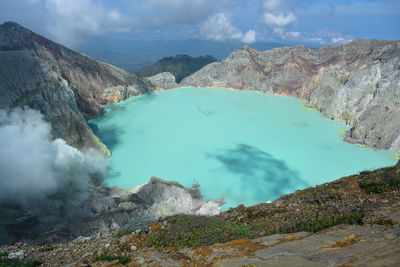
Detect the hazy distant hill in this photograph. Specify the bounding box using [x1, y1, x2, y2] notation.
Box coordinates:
[135, 54, 218, 82]
[78, 38, 288, 73]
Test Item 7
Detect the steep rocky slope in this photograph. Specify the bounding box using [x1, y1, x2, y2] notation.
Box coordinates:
[0, 21, 156, 152]
[0, 177, 220, 245]
[145, 72, 178, 89]
[1, 162, 399, 266]
[181, 40, 400, 151]
[1, 22, 399, 265]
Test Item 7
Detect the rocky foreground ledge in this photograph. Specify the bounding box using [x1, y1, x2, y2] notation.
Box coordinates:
[1, 162, 399, 266]
[0, 177, 222, 246]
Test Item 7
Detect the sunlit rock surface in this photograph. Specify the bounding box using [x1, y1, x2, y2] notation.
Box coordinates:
[181, 40, 400, 151]
[0, 177, 221, 244]
[146, 72, 178, 89]
[0, 21, 156, 153]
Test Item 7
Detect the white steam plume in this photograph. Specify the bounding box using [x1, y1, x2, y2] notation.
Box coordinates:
[0, 107, 106, 205]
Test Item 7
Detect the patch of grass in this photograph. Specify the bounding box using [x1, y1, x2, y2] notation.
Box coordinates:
[0, 258, 42, 267]
[146, 214, 252, 249]
[119, 256, 131, 264]
[145, 211, 365, 249]
[113, 228, 137, 238]
[358, 166, 400, 193]
[95, 254, 131, 264]
[275, 207, 289, 214]
[293, 212, 364, 233]
[96, 254, 119, 261]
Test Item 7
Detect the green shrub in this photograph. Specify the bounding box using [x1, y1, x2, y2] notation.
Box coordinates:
[358, 171, 400, 193]
[295, 212, 364, 233]
[96, 254, 119, 261]
[145, 211, 365, 249]
[95, 254, 131, 265]
[146, 214, 251, 248]
[113, 228, 137, 238]
[119, 256, 131, 264]
[0, 258, 41, 267]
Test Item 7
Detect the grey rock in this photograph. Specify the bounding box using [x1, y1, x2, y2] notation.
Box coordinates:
[181, 40, 400, 151]
[146, 72, 178, 89]
[8, 250, 24, 259]
[0, 21, 156, 154]
[31, 176, 222, 244]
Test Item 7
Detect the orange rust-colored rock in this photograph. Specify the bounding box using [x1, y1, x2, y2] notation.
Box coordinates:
[321, 234, 360, 249]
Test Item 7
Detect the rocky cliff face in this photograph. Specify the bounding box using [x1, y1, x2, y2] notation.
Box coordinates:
[2, 163, 399, 266]
[146, 72, 178, 90]
[0, 176, 221, 245]
[181, 40, 400, 151]
[0, 21, 156, 153]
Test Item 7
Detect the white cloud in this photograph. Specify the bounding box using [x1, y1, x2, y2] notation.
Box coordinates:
[200, 12, 242, 41]
[261, 0, 299, 40]
[2, 0, 231, 46]
[307, 37, 325, 44]
[263, 12, 297, 29]
[144, 0, 226, 25]
[43, 0, 127, 47]
[331, 37, 344, 43]
[263, 0, 283, 11]
[242, 30, 257, 44]
[200, 12, 257, 44]
[288, 31, 300, 38]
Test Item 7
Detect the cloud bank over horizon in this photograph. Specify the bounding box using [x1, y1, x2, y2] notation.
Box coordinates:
[0, 0, 398, 47]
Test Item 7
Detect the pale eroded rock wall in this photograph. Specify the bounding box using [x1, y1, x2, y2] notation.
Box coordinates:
[181, 40, 400, 151]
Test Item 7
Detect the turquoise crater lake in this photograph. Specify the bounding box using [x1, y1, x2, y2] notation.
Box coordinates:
[89, 87, 397, 209]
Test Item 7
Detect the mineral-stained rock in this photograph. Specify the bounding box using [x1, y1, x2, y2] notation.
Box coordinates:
[146, 72, 178, 89]
[0, 21, 156, 153]
[181, 40, 400, 151]
[1, 164, 399, 266]
[9, 177, 222, 245]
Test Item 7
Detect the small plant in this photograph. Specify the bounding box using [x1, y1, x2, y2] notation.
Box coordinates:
[96, 254, 119, 261]
[113, 228, 137, 238]
[95, 254, 131, 265]
[119, 256, 131, 264]
[0, 252, 8, 257]
[294, 212, 364, 233]
[358, 166, 400, 193]
[0, 258, 41, 267]
[146, 214, 252, 249]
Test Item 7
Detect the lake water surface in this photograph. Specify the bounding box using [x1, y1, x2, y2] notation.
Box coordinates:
[89, 87, 397, 209]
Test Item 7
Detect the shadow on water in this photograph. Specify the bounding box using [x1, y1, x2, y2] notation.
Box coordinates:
[208, 144, 309, 201]
[88, 122, 122, 151]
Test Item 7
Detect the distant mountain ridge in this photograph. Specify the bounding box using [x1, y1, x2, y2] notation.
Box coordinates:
[135, 54, 218, 83]
[79, 38, 288, 73]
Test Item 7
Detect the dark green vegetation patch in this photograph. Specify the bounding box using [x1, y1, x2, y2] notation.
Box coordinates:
[358, 163, 400, 193]
[146, 215, 251, 248]
[0, 258, 41, 267]
[95, 254, 131, 264]
[144, 211, 364, 249]
[135, 54, 218, 82]
[113, 228, 137, 238]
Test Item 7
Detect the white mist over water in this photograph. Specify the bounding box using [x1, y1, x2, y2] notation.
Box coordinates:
[89, 87, 397, 209]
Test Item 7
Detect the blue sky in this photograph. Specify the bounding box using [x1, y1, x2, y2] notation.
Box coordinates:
[0, 0, 399, 48]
